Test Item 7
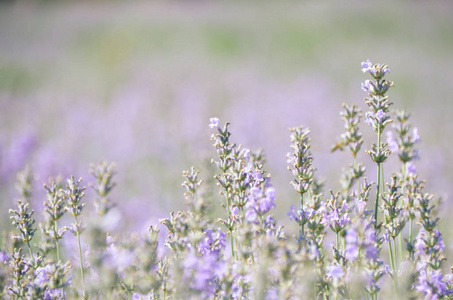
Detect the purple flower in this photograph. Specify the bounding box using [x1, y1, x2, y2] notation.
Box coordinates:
[287, 205, 300, 222]
[232, 206, 239, 216]
[183, 251, 225, 296]
[198, 229, 226, 255]
[0, 251, 9, 263]
[415, 269, 453, 299]
[260, 187, 276, 212]
[326, 264, 345, 280]
[361, 60, 373, 73]
[406, 162, 417, 175]
[209, 117, 220, 129]
[386, 131, 399, 153]
[132, 293, 143, 300]
[246, 209, 257, 223]
[323, 201, 351, 232]
[361, 80, 372, 92]
[412, 128, 421, 143]
[105, 244, 134, 274]
[361, 60, 390, 78]
[375, 109, 385, 123]
[365, 111, 374, 126]
[345, 229, 359, 261]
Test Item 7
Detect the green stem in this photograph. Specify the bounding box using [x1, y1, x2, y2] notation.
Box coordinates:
[26, 240, 36, 268]
[398, 166, 405, 262]
[388, 240, 395, 274]
[74, 215, 87, 299]
[393, 237, 398, 271]
[54, 218, 66, 299]
[301, 192, 305, 238]
[374, 126, 382, 229]
[374, 163, 381, 229]
[409, 218, 414, 260]
[225, 190, 235, 258]
[230, 230, 235, 258]
[336, 232, 339, 251]
[354, 156, 360, 198]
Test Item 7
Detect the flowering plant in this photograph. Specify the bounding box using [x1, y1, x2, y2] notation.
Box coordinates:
[1, 61, 451, 299]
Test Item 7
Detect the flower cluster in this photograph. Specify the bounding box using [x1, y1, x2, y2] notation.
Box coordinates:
[0, 61, 451, 300]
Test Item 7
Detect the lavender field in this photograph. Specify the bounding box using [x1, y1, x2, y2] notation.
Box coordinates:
[1, 1, 453, 299]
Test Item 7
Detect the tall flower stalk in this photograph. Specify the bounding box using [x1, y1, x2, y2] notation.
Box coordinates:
[64, 176, 87, 299]
[210, 118, 237, 258]
[361, 60, 393, 228]
[287, 126, 314, 239]
[332, 103, 365, 200]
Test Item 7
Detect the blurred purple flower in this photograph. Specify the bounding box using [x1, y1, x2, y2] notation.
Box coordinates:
[246, 209, 257, 223]
[412, 128, 421, 143]
[406, 162, 417, 175]
[415, 269, 453, 299]
[0, 251, 9, 263]
[361, 60, 373, 73]
[232, 206, 239, 216]
[198, 229, 226, 255]
[386, 131, 399, 153]
[326, 264, 345, 280]
[345, 229, 359, 261]
[209, 117, 220, 129]
[375, 109, 385, 123]
[183, 251, 225, 296]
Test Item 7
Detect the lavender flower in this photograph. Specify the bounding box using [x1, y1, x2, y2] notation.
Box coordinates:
[326, 264, 345, 280]
[209, 117, 220, 129]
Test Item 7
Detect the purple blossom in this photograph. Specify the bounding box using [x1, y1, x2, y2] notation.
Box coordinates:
[412, 128, 421, 143]
[198, 229, 226, 255]
[375, 109, 385, 123]
[260, 187, 276, 212]
[386, 131, 399, 153]
[365, 111, 374, 126]
[326, 264, 345, 280]
[322, 201, 351, 232]
[361, 60, 373, 73]
[415, 269, 453, 299]
[361, 80, 375, 93]
[287, 205, 314, 224]
[246, 209, 257, 223]
[105, 244, 134, 274]
[209, 117, 220, 129]
[232, 206, 239, 216]
[345, 229, 359, 261]
[0, 251, 9, 263]
[406, 161, 417, 175]
[132, 293, 143, 300]
[361, 60, 390, 77]
[183, 251, 226, 296]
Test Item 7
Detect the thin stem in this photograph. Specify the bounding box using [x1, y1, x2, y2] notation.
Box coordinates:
[388, 240, 395, 274]
[26, 240, 36, 268]
[336, 232, 339, 251]
[301, 192, 305, 237]
[230, 230, 235, 258]
[374, 126, 382, 229]
[393, 237, 398, 272]
[409, 218, 414, 260]
[374, 163, 381, 228]
[225, 190, 236, 259]
[74, 215, 87, 299]
[354, 156, 360, 198]
[398, 165, 406, 262]
[54, 217, 66, 299]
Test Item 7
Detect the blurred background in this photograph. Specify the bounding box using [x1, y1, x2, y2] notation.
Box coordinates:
[0, 1, 452, 237]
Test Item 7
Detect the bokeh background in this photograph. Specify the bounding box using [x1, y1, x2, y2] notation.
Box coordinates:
[1, 1, 452, 239]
